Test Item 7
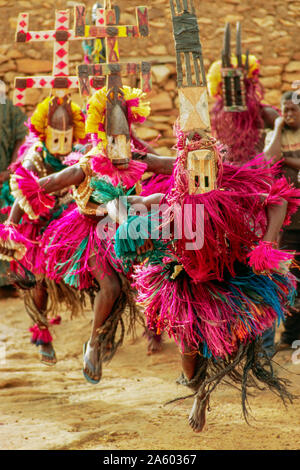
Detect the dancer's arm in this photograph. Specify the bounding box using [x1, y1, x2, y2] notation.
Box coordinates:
[127, 193, 164, 209]
[131, 129, 158, 155]
[262, 198, 288, 243]
[38, 164, 85, 193]
[133, 152, 175, 175]
[261, 106, 280, 129]
[282, 157, 300, 170]
[107, 193, 164, 225]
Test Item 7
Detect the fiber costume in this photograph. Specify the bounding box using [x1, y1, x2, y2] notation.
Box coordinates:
[40, 84, 154, 376]
[38, 0, 158, 379]
[0, 94, 86, 360]
[42, 86, 150, 290]
[207, 23, 278, 164]
[114, 1, 300, 431]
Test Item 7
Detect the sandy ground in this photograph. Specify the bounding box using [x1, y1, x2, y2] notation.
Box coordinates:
[0, 294, 299, 451]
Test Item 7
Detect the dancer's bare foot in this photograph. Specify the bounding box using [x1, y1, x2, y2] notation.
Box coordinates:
[39, 343, 57, 366]
[144, 329, 162, 355]
[82, 339, 102, 384]
[188, 393, 209, 433]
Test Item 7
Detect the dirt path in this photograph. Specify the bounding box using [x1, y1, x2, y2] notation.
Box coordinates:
[0, 295, 299, 450]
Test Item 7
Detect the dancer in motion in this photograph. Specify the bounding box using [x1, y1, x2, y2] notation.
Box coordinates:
[0, 86, 27, 292]
[207, 22, 283, 356]
[113, 0, 300, 432]
[207, 22, 279, 164]
[264, 90, 300, 351]
[0, 93, 86, 365]
[6, 80, 174, 384]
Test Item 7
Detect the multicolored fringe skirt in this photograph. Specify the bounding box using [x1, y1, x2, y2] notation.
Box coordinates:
[41, 206, 122, 290]
[134, 261, 297, 359]
[8, 201, 76, 277]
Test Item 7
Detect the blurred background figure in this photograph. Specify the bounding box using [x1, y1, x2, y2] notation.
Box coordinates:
[0, 80, 27, 295]
[264, 90, 300, 352]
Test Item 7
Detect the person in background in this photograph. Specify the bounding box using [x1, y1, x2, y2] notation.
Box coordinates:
[0, 82, 27, 294]
[264, 90, 300, 351]
[207, 24, 280, 357]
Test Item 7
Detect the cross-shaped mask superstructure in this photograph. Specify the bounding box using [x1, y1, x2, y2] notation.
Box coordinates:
[75, 1, 152, 97]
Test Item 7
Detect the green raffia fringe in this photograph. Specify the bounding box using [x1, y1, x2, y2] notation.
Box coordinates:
[90, 178, 125, 204]
[114, 212, 171, 273]
[55, 237, 89, 289]
[42, 144, 69, 172]
[0, 180, 14, 208]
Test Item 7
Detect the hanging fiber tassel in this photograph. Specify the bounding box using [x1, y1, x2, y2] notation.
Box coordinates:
[49, 316, 62, 325]
[29, 324, 53, 345]
[264, 176, 300, 226]
[91, 155, 147, 190]
[29, 324, 39, 344]
[248, 240, 295, 274]
[10, 166, 55, 220]
[90, 178, 125, 204]
[114, 212, 171, 273]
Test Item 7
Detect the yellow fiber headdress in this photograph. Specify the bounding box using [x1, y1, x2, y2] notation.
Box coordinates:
[86, 86, 150, 150]
[30, 96, 86, 142]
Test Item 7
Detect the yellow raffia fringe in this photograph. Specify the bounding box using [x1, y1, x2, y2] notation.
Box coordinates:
[86, 86, 151, 150]
[30, 96, 86, 141]
[207, 54, 260, 98]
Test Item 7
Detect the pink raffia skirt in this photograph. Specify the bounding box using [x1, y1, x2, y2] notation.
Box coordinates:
[41, 206, 122, 289]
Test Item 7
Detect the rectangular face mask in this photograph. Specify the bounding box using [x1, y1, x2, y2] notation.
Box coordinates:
[45, 127, 73, 155]
[221, 68, 247, 112]
[106, 134, 131, 164]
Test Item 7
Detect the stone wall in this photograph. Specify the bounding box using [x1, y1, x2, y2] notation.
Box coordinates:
[0, 0, 299, 154]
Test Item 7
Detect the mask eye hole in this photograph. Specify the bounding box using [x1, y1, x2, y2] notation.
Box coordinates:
[54, 138, 59, 144]
[65, 137, 68, 143]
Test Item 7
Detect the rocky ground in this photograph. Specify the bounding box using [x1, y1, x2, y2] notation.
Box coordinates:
[0, 294, 299, 450]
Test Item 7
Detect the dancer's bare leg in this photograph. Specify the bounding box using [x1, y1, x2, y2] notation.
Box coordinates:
[32, 281, 56, 365]
[181, 350, 208, 433]
[83, 255, 121, 382]
[181, 351, 197, 381]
